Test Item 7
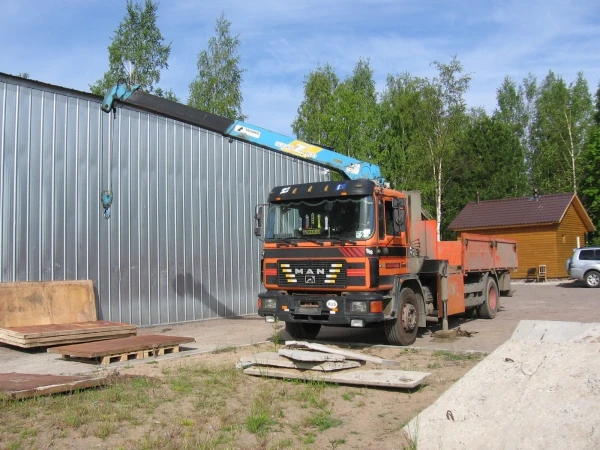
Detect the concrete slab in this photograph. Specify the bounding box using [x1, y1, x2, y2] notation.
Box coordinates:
[278, 348, 346, 362]
[511, 319, 599, 342]
[286, 340, 394, 365]
[406, 336, 600, 449]
[244, 367, 431, 389]
[237, 352, 362, 371]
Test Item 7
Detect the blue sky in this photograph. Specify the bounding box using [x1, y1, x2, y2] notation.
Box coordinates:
[1, 0, 599, 136]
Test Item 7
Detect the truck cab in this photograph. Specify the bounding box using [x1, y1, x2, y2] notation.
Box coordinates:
[255, 179, 517, 346]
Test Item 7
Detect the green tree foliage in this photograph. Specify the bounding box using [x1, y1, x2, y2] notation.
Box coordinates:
[580, 129, 600, 244]
[443, 113, 529, 238]
[155, 87, 179, 102]
[594, 82, 600, 126]
[417, 56, 471, 239]
[17, 72, 30, 79]
[379, 73, 435, 207]
[292, 63, 339, 146]
[188, 13, 246, 120]
[329, 59, 381, 162]
[531, 71, 593, 194]
[90, 0, 171, 96]
[292, 59, 379, 161]
[581, 83, 600, 244]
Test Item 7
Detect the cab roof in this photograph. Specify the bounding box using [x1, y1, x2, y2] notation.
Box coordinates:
[268, 179, 376, 202]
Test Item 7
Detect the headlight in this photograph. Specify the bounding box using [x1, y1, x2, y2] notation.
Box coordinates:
[262, 298, 277, 309]
[351, 302, 367, 312]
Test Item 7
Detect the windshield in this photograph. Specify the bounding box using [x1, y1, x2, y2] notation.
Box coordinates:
[265, 196, 375, 241]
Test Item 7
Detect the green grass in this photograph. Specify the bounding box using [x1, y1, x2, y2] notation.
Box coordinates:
[246, 391, 278, 435]
[212, 345, 238, 354]
[432, 350, 483, 361]
[305, 409, 343, 431]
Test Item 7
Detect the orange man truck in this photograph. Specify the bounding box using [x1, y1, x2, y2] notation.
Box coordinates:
[255, 182, 518, 346]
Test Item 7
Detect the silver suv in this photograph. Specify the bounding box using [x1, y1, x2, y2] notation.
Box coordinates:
[567, 247, 600, 288]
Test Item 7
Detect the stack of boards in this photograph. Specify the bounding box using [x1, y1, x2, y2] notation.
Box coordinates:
[0, 321, 136, 348]
[0, 280, 136, 348]
[239, 341, 432, 389]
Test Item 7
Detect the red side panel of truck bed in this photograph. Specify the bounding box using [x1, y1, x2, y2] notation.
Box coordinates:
[460, 233, 518, 273]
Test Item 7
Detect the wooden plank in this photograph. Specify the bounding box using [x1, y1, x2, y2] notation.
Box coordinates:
[0, 280, 96, 328]
[237, 352, 362, 371]
[0, 373, 109, 400]
[48, 335, 195, 358]
[0, 321, 136, 339]
[243, 367, 431, 389]
[278, 348, 346, 362]
[0, 329, 136, 343]
[0, 331, 137, 348]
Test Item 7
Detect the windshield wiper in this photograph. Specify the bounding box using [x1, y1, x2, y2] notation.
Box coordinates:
[326, 236, 357, 246]
[271, 237, 298, 247]
[294, 236, 324, 246]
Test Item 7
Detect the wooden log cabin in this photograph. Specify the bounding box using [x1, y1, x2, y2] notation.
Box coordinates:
[449, 192, 596, 279]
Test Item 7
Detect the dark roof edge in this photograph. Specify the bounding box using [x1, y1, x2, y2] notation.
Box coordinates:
[462, 192, 574, 206]
[0, 72, 101, 103]
[0, 72, 235, 135]
[125, 90, 234, 135]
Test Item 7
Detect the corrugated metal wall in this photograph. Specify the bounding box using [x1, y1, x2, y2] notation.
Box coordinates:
[0, 76, 328, 326]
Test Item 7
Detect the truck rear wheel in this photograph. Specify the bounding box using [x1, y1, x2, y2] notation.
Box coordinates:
[384, 288, 419, 346]
[477, 277, 499, 319]
[285, 322, 321, 340]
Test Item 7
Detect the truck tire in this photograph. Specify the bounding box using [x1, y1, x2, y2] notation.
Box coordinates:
[477, 277, 499, 319]
[585, 270, 600, 288]
[285, 322, 321, 340]
[384, 288, 419, 346]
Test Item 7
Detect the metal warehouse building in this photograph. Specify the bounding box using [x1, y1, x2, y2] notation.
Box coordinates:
[0, 73, 328, 326]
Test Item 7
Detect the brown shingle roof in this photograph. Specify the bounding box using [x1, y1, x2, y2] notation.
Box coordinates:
[448, 193, 577, 230]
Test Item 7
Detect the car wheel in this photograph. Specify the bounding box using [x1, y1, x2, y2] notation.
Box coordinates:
[585, 270, 600, 288]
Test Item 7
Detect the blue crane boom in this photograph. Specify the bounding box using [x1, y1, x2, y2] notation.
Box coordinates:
[101, 83, 384, 183]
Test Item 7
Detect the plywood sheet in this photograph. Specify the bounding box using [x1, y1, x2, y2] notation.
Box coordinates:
[0, 321, 137, 348]
[0, 321, 136, 339]
[48, 335, 195, 358]
[0, 280, 96, 328]
[0, 373, 109, 400]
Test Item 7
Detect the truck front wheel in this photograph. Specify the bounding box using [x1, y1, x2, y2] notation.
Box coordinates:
[285, 322, 321, 340]
[478, 277, 499, 319]
[384, 288, 419, 346]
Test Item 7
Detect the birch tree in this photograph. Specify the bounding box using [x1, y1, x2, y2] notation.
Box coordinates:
[418, 57, 471, 240]
[90, 0, 171, 95]
[188, 13, 246, 120]
[532, 71, 593, 193]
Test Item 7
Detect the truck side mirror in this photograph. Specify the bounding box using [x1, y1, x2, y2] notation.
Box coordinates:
[392, 198, 406, 234]
[254, 205, 264, 237]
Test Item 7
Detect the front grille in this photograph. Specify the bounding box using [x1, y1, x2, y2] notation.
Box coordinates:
[278, 260, 347, 287]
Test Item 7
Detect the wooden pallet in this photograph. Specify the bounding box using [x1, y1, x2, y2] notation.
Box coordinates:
[0, 321, 137, 348]
[0, 373, 109, 400]
[48, 335, 195, 365]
